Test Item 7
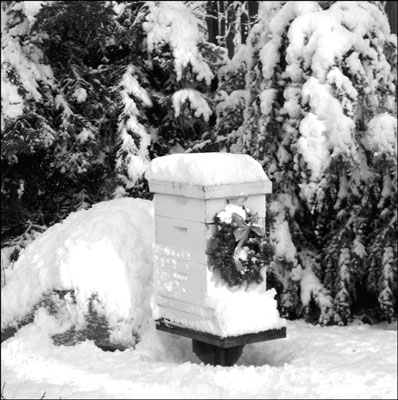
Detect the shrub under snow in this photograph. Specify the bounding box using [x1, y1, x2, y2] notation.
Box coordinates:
[1, 198, 154, 348]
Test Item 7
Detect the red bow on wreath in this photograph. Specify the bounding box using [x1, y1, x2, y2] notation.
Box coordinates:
[231, 212, 264, 271]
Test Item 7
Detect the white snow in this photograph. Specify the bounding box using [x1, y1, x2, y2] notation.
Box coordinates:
[143, 1, 213, 86]
[216, 203, 247, 224]
[21, 1, 44, 24]
[260, 40, 281, 81]
[73, 87, 88, 103]
[77, 127, 94, 143]
[292, 263, 331, 314]
[116, 64, 153, 185]
[259, 1, 321, 81]
[269, 196, 297, 264]
[1, 1, 54, 130]
[120, 65, 152, 108]
[366, 113, 397, 157]
[215, 89, 248, 114]
[145, 153, 269, 186]
[297, 111, 330, 182]
[287, 2, 390, 81]
[298, 76, 356, 182]
[1, 317, 396, 399]
[206, 283, 286, 336]
[259, 88, 277, 115]
[172, 88, 212, 122]
[0, 77, 24, 121]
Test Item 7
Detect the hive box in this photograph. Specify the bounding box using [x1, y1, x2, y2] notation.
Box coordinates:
[145, 153, 274, 337]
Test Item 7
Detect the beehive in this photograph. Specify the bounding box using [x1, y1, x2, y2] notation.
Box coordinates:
[145, 153, 272, 336]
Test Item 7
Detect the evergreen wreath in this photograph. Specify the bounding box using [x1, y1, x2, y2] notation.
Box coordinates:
[207, 204, 274, 288]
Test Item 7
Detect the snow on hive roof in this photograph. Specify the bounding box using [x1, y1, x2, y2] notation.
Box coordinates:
[145, 153, 268, 186]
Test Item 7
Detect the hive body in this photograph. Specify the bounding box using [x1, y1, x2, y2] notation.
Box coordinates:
[149, 178, 272, 336]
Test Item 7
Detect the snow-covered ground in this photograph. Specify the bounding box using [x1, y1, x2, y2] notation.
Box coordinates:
[1, 318, 396, 399]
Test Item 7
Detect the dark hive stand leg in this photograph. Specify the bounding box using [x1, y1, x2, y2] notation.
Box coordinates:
[192, 339, 244, 366]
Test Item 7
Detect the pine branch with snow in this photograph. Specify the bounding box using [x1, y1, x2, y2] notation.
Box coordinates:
[221, 1, 397, 324]
[142, 1, 218, 157]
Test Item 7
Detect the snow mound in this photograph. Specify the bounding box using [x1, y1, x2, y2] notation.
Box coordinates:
[1, 198, 154, 347]
[206, 284, 286, 336]
[145, 153, 268, 186]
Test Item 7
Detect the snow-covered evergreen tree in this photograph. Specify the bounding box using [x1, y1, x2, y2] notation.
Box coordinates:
[227, 1, 396, 324]
[1, 0, 56, 248]
[1, 1, 220, 247]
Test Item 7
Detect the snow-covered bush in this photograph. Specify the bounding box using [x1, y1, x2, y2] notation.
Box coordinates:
[229, 1, 397, 324]
[1, 198, 154, 348]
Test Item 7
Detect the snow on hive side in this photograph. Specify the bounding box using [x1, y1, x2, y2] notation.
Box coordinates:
[145, 153, 268, 186]
[204, 281, 287, 336]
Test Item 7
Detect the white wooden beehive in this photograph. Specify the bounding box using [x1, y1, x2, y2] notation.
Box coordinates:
[146, 154, 272, 336]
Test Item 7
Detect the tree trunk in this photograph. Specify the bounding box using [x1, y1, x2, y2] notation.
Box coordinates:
[226, 1, 236, 58]
[206, 1, 219, 44]
[385, 0, 397, 34]
[247, 1, 259, 26]
[219, 0, 226, 44]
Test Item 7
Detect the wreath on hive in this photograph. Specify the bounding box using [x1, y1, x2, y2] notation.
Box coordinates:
[206, 204, 274, 288]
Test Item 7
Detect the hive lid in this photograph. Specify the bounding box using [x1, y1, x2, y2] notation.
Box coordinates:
[145, 153, 272, 199]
